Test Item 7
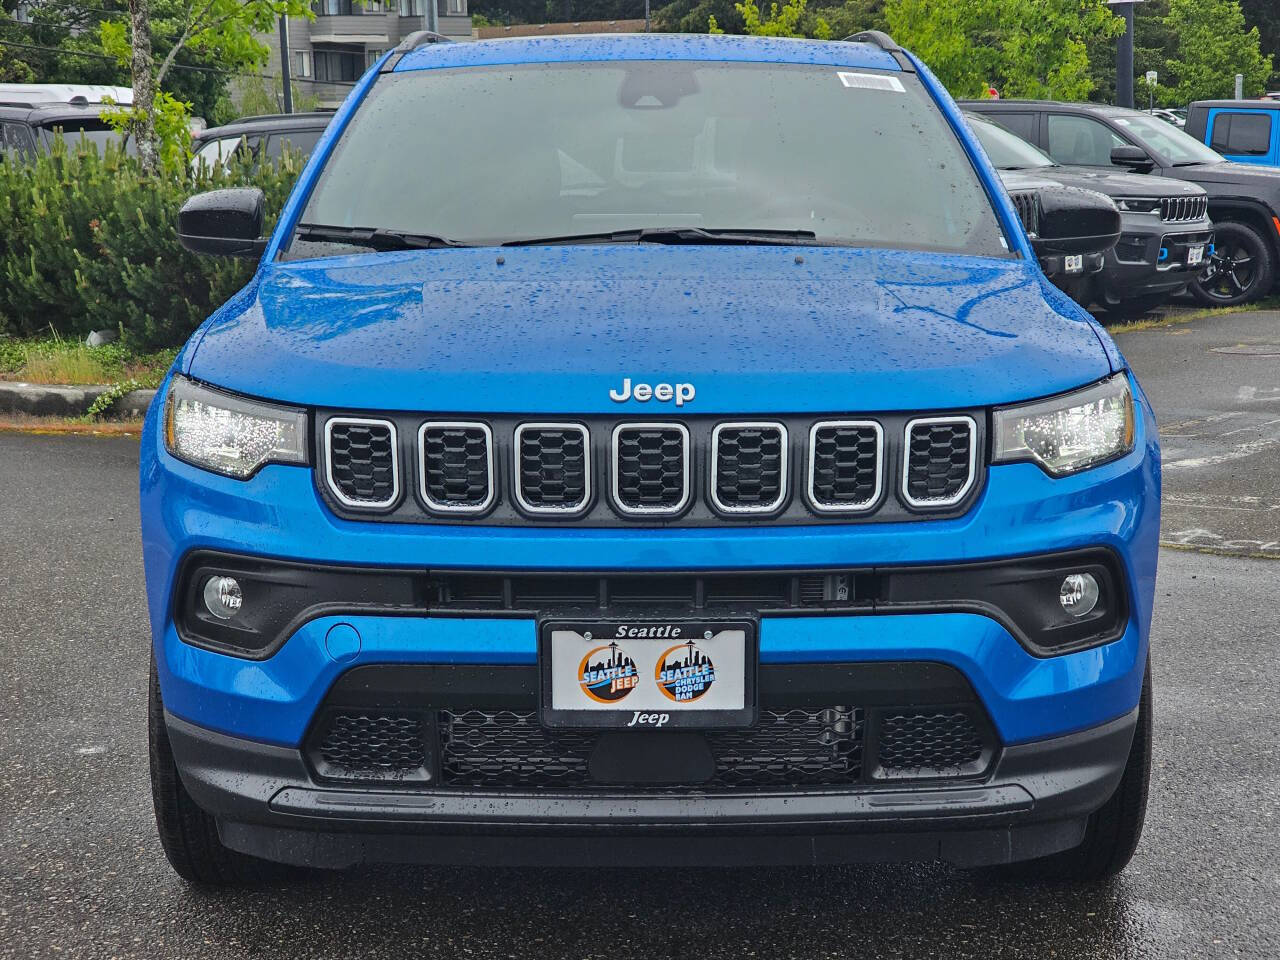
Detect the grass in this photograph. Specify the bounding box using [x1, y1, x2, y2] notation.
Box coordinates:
[1107, 295, 1280, 335]
[0, 334, 176, 388]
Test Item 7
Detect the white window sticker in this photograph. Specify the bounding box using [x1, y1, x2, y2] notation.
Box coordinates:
[837, 72, 905, 93]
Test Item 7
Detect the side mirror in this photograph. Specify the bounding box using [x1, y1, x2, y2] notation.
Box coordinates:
[178, 188, 266, 257]
[1029, 185, 1121, 259]
[1110, 144, 1154, 172]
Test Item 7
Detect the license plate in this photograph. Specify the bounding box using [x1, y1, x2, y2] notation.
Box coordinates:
[1064, 254, 1084, 273]
[540, 619, 757, 729]
[1187, 245, 1205, 266]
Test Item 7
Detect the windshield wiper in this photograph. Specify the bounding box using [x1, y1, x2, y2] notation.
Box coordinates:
[503, 227, 839, 247]
[294, 224, 469, 250]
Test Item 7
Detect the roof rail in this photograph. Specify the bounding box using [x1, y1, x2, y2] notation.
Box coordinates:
[843, 30, 915, 72]
[229, 111, 335, 125]
[382, 30, 454, 71]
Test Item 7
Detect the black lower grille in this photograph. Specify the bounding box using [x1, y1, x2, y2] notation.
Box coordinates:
[904, 419, 974, 506]
[875, 710, 985, 776]
[315, 711, 429, 781]
[437, 707, 864, 791]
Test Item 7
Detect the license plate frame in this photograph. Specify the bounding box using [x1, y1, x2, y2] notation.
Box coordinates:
[539, 618, 758, 729]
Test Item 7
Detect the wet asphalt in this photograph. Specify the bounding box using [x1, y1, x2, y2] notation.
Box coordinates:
[1, 312, 1279, 959]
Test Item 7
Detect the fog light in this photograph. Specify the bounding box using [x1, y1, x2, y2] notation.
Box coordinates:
[1059, 573, 1099, 618]
[203, 576, 243, 620]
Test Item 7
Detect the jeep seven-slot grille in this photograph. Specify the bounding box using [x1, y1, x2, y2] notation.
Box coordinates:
[419, 423, 492, 513]
[325, 419, 398, 508]
[712, 423, 786, 513]
[1160, 195, 1207, 223]
[1009, 190, 1040, 236]
[903, 418, 975, 507]
[613, 424, 688, 515]
[318, 414, 982, 524]
[516, 424, 589, 513]
[809, 422, 882, 512]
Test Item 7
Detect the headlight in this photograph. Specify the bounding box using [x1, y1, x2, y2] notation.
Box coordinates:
[993, 374, 1135, 477]
[163, 374, 308, 479]
[1114, 197, 1161, 214]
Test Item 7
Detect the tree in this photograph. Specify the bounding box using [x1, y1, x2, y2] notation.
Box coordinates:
[1159, 0, 1273, 102]
[882, 0, 1123, 100]
[102, 0, 312, 172]
[709, 0, 830, 38]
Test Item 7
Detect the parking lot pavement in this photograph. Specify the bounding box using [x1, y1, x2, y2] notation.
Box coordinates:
[1116, 309, 1280, 558]
[3, 309, 1280, 960]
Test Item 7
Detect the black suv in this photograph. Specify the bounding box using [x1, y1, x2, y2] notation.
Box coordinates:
[964, 99, 1280, 306]
[0, 96, 133, 162]
[966, 111, 1211, 316]
[191, 112, 331, 171]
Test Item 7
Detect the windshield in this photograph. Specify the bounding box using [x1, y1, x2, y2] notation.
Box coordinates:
[294, 61, 1010, 256]
[966, 114, 1054, 170]
[40, 120, 135, 155]
[1111, 112, 1223, 166]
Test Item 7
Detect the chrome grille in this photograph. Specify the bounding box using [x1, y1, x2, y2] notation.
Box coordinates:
[1161, 195, 1208, 223]
[611, 423, 690, 516]
[324, 417, 399, 508]
[903, 417, 976, 508]
[418, 422, 493, 514]
[711, 422, 788, 514]
[514, 423, 590, 515]
[808, 421, 882, 513]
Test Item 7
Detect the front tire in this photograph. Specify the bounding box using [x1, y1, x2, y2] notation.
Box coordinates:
[1191, 220, 1275, 306]
[988, 661, 1153, 883]
[149, 654, 291, 885]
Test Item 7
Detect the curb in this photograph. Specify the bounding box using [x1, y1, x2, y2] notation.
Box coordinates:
[0, 382, 156, 419]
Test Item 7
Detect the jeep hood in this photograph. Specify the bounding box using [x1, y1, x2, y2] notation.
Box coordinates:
[186, 246, 1114, 414]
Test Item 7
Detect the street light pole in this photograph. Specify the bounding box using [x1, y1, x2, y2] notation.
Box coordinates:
[1115, 1, 1134, 109]
[644, 0, 650, 32]
[278, 15, 293, 114]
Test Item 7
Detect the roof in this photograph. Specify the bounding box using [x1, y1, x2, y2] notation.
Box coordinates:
[0, 101, 119, 124]
[961, 98, 1153, 119]
[0, 83, 132, 106]
[194, 112, 334, 141]
[1187, 99, 1280, 110]
[392, 33, 901, 74]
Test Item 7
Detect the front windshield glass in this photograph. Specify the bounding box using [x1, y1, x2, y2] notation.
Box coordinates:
[296, 61, 1010, 256]
[1111, 112, 1224, 165]
[966, 114, 1055, 170]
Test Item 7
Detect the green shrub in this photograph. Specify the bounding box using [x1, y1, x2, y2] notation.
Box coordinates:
[0, 141, 304, 350]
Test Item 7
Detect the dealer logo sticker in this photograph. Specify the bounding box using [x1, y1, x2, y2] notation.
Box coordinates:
[655, 639, 717, 703]
[578, 642, 639, 703]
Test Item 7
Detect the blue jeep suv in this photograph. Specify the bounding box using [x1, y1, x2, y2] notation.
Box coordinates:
[142, 31, 1159, 885]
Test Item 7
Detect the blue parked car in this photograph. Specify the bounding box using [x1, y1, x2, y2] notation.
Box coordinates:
[1186, 100, 1280, 167]
[142, 30, 1158, 886]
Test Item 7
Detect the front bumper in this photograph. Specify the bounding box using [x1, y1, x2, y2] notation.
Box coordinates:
[166, 705, 1138, 868]
[1099, 223, 1214, 304]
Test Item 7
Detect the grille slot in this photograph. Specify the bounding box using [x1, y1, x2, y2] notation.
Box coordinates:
[874, 710, 986, 777]
[711, 422, 788, 514]
[1161, 195, 1207, 223]
[514, 423, 590, 515]
[902, 417, 976, 508]
[1008, 190, 1041, 236]
[612, 423, 690, 516]
[418, 422, 493, 514]
[437, 707, 864, 791]
[325, 418, 399, 508]
[314, 711, 429, 782]
[808, 420, 882, 513]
